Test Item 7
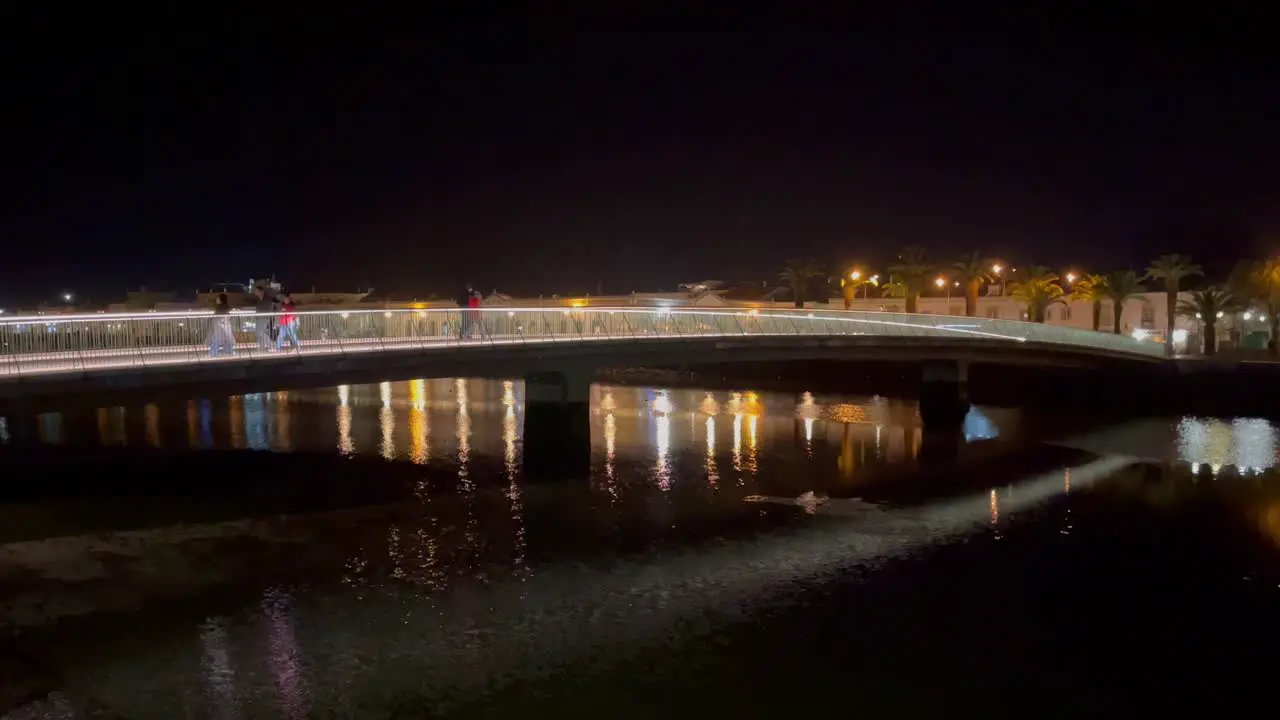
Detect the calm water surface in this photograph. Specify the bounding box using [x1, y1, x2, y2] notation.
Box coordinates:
[1, 380, 1279, 718]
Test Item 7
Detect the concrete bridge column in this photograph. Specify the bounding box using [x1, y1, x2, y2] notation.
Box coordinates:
[523, 368, 592, 481]
[919, 359, 968, 431]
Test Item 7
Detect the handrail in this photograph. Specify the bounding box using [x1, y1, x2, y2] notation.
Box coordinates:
[0, 306, 1165, 380]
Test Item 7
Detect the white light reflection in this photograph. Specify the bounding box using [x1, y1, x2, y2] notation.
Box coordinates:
[1177, 416, 1279, 473]
[199, 619, 238, 720]
[652, 390, 673, 416]
[706, 415, 719, 488]
[455, 378, 477, 571]
[1234, 418, 1276, 472]
[456, 379, 472, 489]
[604, 411, 618, 497]
[502, 381, 527, 576]
[653, 390, 673, 490]
[336, 385, 353, 455]
[656, 413, 672, 491]
[797, 389, 818, 453]
[262, 590, 309, 719]
[379, 381, 394, 460]
[502, 381, 517, 477]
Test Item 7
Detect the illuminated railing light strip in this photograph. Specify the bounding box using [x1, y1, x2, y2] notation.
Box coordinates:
[0, 306, 1163, 380]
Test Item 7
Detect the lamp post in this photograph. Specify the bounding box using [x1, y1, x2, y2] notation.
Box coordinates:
[935, 276, 950, 304]
[867, 274, 878, 300]
[990, 264, 1004, 296]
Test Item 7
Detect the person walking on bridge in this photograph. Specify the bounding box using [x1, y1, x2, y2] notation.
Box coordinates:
[277, 292, 299, 350]
[253, 285, 278, 352]
[469, 288, 488, 340]
[458, 283, 475, 339]
[209, 292, 236, 357]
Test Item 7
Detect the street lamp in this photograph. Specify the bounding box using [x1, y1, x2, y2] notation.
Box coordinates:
[62, 292, 73, 304]
[850, 270, 862, 281]
[1065, 272, 1077, 285]
[866, 274, 879, 300]
[935, 276, 951, 305]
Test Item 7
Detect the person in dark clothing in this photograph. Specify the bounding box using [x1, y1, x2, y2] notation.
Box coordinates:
[458, 283, 475, 339]
[209, 292, 235, 356]
[253, 286, 278, 351]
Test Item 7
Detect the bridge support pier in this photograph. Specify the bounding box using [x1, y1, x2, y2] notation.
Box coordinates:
[919, 359, 968, 431]
[523, 369, 592, 482]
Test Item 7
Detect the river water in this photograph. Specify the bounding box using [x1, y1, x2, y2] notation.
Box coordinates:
[1, 379, 1279, 717]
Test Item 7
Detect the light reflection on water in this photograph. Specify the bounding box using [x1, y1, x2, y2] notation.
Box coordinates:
[5, 453, 1134, 718]
[0, 380, 1027, 491]
[1177, 417, 1280, 475]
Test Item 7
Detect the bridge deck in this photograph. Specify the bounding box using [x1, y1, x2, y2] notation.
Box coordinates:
[0, 307, 1163, 382]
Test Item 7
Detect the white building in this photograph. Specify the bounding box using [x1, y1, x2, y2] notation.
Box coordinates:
[839, 291, 1258, 355]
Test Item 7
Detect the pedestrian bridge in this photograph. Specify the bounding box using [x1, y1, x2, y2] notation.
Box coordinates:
[0, 306, 1161, 396]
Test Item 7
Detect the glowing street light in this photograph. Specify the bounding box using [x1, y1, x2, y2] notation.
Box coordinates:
[935, 276, 952, 305]
[861, 273, 880, 300]
[62, 292, 73, 303]
[991, 264, 1003, 275]
[1065, 272, 1077, 285]
[1244, 311, 1253, 320]
[1216, 311, 1224, 319]
[850, 270, 862, 281]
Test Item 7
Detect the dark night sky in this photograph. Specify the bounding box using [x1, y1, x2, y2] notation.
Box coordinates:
[5, 9, 1279, 306]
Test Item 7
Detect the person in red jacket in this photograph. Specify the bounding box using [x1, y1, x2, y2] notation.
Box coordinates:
[467, 289, 488, 339]
[277, 292, 300, 349]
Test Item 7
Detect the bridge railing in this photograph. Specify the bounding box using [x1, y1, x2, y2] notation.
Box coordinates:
[0, 306, 1164, 377]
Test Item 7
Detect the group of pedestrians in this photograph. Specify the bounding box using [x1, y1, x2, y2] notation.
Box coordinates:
[209, 282, 491, 356]
[208, 286, 299, 357]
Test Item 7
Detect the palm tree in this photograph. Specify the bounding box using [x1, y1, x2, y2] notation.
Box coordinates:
[779, 259, 826, 308]
[1098, 270, 1145, 334]
[1068, 273, 1106, 331]
[1229, 259, 1280, 357]
[1145, 254, 1202, 356]
[836, 264, 872, 309]
[1177, 286, 1239, 356]
[951, 251, 995, 317]
[884, 246, 932, 314]
[1007, 265, 1064, 323]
